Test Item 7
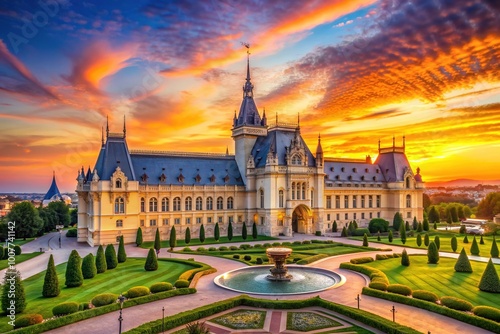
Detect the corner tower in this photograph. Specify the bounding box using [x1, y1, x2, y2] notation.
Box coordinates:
[232, 46, 267, 184]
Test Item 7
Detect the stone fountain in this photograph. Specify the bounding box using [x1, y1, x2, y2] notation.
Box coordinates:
[266, 247, 293, 281]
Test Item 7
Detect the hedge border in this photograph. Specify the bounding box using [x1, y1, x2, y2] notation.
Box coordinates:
[124, 295, 420, 334]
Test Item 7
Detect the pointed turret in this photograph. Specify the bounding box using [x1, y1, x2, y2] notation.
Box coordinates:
[43, 172, 63, 206]
[106, 115, 109, 139]
[123, 115, 126, 138]
[234, 46, 262, 127]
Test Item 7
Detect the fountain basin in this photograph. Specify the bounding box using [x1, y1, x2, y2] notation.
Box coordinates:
[214, 265, 345, 295]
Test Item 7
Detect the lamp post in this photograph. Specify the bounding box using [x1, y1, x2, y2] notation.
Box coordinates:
[390, 305, 396, 322]
[118, 294, 125, 334]
[59, 229, 62, 248]
[162, 307, 165, 333]
[354, 294, 361, 309]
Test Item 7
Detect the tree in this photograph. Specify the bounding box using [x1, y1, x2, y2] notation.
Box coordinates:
[7, 201, 43, 238]
[459, 225, 466, 234]
[388, 230, 393, 242]
[38, 206, 57, 233]
[169, 226, 177, 251]
[478, 258, 500, 292]
[82, 253, 97, 279]
[423, 216, 430, 231]
[347, 221, 355, 236]
[454, 248, 472, 272]
[400, 222, 407, 245]
[105, 244, 118, 269]
[491, 236, 499, 258]
[446, 210, 453, 224]
[214, 223, 220, 241]
[401, 249, 410, 266]
[463, 235, 469, 244]
[185, 227, 191, 244]
[477, 192, 500, 219]
[428, 206, 440, 224]
[434, 235, 441, 250]
[417, 222, 423, 232]
[457, 206, 465, 220]
[154, 228, 161, 254]
[362, 233, 368, 247]
[416, 234, 422, 247]
[424, 233, 430, 246]
[405, 221, 410, 231]
[368, 218, 389, 233]
[427, 241, 439, 264]
[341, 226, 347, 237]
[136, 227, 143, 246]
[433, 222, 437, 230]
[470, 236, 480, 256]
[412, 217, 418, 230]
[480, 235, 485, 245]
[241, 223, 247, 240]
[47, 201, 71, 227]
[392, 212, 403, 231]
[144, 248, 158, 271]
[65, 250, 83, 287]
[451, 236, 458, 252]
[450, 206, 458, 222]
[463, 206, 472, 218]
[95, 245, 107, 273]
[117, 236, 127, 263]
[199, 224, 205, 243]
[70, 208, 78, 225]
[252, 222, 258, 240]
[42, 254, 59, 297]
[227, 222, 233, 241]
[423, 193, 432, 210]
[2, 268, 26, 313]
[332, 220, 338, 232]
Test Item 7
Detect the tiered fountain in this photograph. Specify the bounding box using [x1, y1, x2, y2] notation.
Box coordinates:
[266, 247, 293, 281]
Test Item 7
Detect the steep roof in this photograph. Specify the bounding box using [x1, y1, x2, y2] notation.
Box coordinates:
[324, 160, 385, 183]
[43, 173, 62, 200]
[94, 135, 135, 181]
[374, 151, 412, 182]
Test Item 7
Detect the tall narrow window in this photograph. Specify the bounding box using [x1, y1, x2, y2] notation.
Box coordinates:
[115, 197, 124, 214]
[217, 197, 223, 210]
[279, 190, 284, 208]
[361, 195, 365, 208]
[406, 194, 411, 208]
[352, 195, 357, 208]
[206, 197, 213, 210]
[291, 183, 295, 200]
[161, 197, 169, 212]
[149, 197, 158, 212]
[140, 198, 145, 212]
[376, 195, 381, 208]
[115, 179, 122, 188]
[369, 195, 373, 208]
[185, 197, 192, 211]
[196, 197, 202, 210]
[260, 189, 264, 208]
[406, 177, 411, 188]
[344, 195, 349, 208]
[311, 190, 314, 207]
[173, 197, 181, 211]
[326, 196, 332, 209]
[301, 183, 306, 200]
[227, 197, 234, 209]
[335, 195, 340, 208]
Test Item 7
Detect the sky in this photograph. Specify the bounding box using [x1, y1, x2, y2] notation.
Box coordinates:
[0, 0, 499, 193]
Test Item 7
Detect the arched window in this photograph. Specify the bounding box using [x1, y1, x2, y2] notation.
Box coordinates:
[115, 179, 122, 188]
[296, 182, 300, 200]
[217, 197, 223, 210]
[114, 197, 124, 214]
[173, 197, 181, 211]
[406, 194, 411, 208]
[116, 219, 123, 227]
[279, 190, 284, 208]
[206, 197, 213, 210]
[301, 183, 305, 200]
[185, 197, 192, 211]
[227, 197, 234, 209]
[291, 155, 302, 165]
[149, 197, 158, 212]
[311, 190, 314, 207]
[140, 198, 145, 212]
[260, 189, 264, 208]
[291, 182, 295, 200]
[161, 197, 169, 212]
[406, 177, 411, 188]
[196, 197, 202, 210]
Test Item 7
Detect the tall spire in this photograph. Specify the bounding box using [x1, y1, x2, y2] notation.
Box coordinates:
[106, 115, 109, 138]
[242, 42, 253, 98]
[101, 126, 104, 146]
[123, 115, 126, 138]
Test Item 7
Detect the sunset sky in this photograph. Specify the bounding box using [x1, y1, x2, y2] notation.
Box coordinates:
[1, 0, 499, 193]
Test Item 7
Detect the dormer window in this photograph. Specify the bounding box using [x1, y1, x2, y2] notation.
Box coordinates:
[141, 173, 148, 182]
[195, 174, 201, 183]
[373, 176, 377, 181]
[159, 173, 166, 182]
[291, 155, 302, 165]
[353, 168, 357, 173]
[115, 179, 122, 188]
[223, 174, 230, 183]
[330, 167, 334, 172]
[348, 175, 352, 180]
[341, 167, 345, 172]
[210, 174, 216, 183]
[376, 169, 379, 173]
[365, 168, 369, 173]
[361, 175, 365, 181]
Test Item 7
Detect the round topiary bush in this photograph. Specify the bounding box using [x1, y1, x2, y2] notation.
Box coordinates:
[387, 284, 412, 296]
[239, 244, 250, 250]
[66, 228, 77, 237]
[183, 247, 192, 252]
[229, 246, 238, 250]
[243, 255, 252, 261]
[253, 244, 262, 248]
[440, 296, 473, 311]
[150, 282, 173, 293]
[14, 245, 22, 255]
[208, 247, 216, 252]
[272, 242, 281, 246]
[412, 290, 439, 303]
[302, 240, 311, 244]
[232, 254, 240, 259]
[52, 302, 80, 316]
[282, 242, 292, 246]
[263, 243, 272, 247]
[15, 314, 43, 329]
[292, 241, 302, 245]
[196, 247, 206, 252]
[174, 279, 190, 288]
[256, 258, 263, 264]
[79, 302, 89, 311]
[127, 286, 150, 298]
[91, 293, 118, 307]
[218, 246, 228, 251]
[368, 282, 387, 291]
[472, 306, 500, 322]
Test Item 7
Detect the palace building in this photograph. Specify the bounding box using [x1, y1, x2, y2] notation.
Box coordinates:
[76, 56, 424, 246]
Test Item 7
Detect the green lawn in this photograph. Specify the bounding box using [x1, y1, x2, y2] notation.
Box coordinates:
[0, 252, 42, 270]
[12, 238, 36, 246]
[352, 232, 497, 256]
[365, 255, 500, 308]
[0, 258, 199, 333]
[141, 235, 277, 249]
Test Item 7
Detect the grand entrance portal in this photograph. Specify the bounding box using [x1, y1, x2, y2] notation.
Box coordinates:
[292, 205, 311, 234]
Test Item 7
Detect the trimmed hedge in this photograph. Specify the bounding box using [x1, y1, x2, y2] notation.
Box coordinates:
[52, 302, 80, 316]
[376, 254, 394, 260]
[386, 284, 412, 296]
[473, 306, 500, 322]
[127, 286, 150, 298]
[412, 290, 438, 303]
[91, 293, 118, 307]
[352, 228, 371, 237]
[339, 263, 389, 285]
[174, 279, 190, 288]
[15, 314, 43, 329]
[150, 282, 173, 293]
[368, 282, 387, 291]
[350, 257, 374, 264]
[295, 254, 329, 265]
[440, 296, 473, 311]
[66, 229, 77, 237]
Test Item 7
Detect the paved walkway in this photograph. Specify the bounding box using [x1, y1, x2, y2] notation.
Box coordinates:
[12, 234, 498, 334]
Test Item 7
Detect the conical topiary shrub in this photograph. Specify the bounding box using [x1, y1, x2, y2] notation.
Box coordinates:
[154, 228, 161, 254]
[424, 233, 430, 246]
[454, 248, 473, 273]
[362, 233, 368, 247]
[82, 253, 97, 279]
[252, 221, 258, 239]
[388, 230, 393, 243]
[416, 234, 422, 247]
[242, 223, 248, 240]
[144, 248, 158, 271]
[169, 226, 176, 251]
[463, 235, 469, 244]
[434, 235, 440, 250]
[96, 245, 107, 273]
[185, 227, 191, 244]
[401, 249, 410, 266]
[136, 227, 143, 246]
[451, 236, 458, 253]
[478, 258, 500, 292]
[480, 235, 485, 245]
[332, 221, 338, 232]
[470, 236, 480, 256]
[490, 236, 499, 258]
[341, 226, 347, 237]
[400, 223, 407, 245]
[105, 244, 118, 269]
[227, 222, 233, 241]
[117, 236, 127, 263]
[427, 241, 439, 264]
[42, 254, 60, 297]
[199, 224, 206, 243]
[215, 223, 220, 241]
[2, 269, 26, 313]
[65, 250, 83, 287]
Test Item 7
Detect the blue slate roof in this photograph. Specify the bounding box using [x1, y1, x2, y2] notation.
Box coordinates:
[93, 135, 136, 181]
[43, 173, 62, 200]
[251, 128, 315, 168]
[374, 151, 412, 182]
[324, 160, 386, 183]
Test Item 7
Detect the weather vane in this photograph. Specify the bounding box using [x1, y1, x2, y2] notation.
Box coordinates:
[241, 42, 250, 55]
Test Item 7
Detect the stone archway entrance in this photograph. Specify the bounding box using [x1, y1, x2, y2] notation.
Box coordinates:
[292, 205, 311, 234]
